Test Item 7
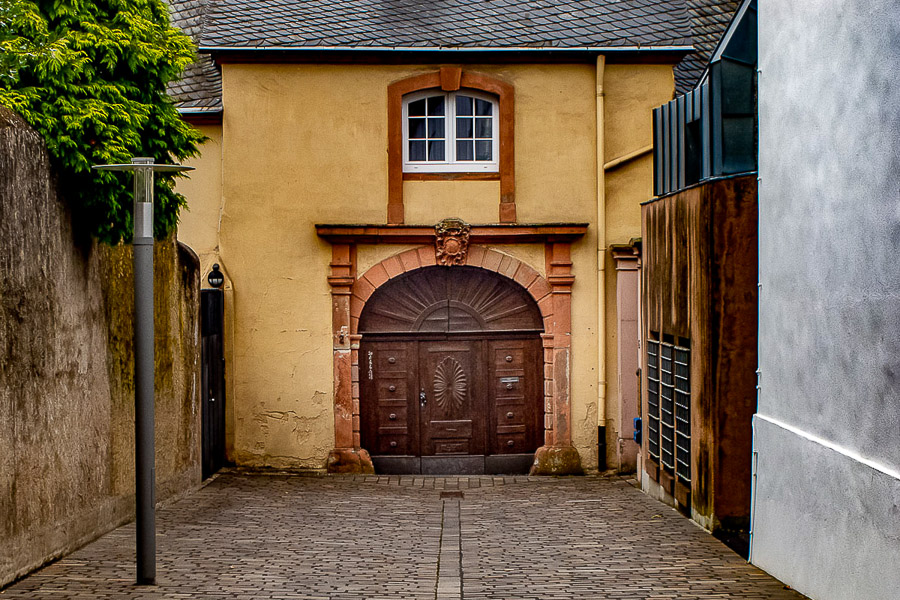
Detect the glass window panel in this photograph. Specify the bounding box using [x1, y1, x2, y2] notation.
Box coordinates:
[428, 140, 445, 161]
[475, 140, 491, 161]
[475, 118, 492, 138]
[409, 140, 426, 161]
[475, 98, 492, 116]
[409, 118, 426, 139]
[408, 99, 426, 117]
[428, 117, 445, 139]
[456, 95, 474, 116]
[427, 96, 445, 116]
[456, 118, 473, 139]
[457, 140, 474, 161]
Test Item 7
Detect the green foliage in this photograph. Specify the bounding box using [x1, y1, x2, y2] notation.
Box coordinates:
[0, 0, 204, 243]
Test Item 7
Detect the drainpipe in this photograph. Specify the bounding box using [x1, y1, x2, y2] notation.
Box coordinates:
[596, 55, 608, 470]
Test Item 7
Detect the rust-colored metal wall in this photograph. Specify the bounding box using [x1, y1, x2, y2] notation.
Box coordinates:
[641, 174, 757, 532]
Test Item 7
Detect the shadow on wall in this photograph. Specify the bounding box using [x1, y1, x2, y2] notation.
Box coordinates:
[0, 107, 202, 588]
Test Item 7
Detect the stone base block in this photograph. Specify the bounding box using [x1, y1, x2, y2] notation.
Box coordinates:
[326, 448, 375, 474]
[529, 445, 584, 476]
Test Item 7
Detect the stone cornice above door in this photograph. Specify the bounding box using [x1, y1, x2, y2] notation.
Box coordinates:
[315, 223, 588, 245]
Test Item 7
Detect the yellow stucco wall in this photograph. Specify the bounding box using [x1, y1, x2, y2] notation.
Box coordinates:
[175, 59, 674, 472]
[601, 64, 675, 466]
[178, 124, 222, 267]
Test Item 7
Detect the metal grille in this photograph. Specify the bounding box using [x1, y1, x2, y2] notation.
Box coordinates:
[646, 340, 660, 461]
[646, 336, 691, 484]
[659, 344, 675, 471]
[674, 346, 691, 483]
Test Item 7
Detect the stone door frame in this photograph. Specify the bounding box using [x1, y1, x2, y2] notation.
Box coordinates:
[316, 223, 588, 475]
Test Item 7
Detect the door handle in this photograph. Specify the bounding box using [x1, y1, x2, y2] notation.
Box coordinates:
[419, 389, 427, 406]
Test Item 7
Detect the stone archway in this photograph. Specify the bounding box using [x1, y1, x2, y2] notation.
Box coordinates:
[316, 223, 587, 475]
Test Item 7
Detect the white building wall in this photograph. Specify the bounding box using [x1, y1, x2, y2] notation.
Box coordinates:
[753, 2, 900, 599]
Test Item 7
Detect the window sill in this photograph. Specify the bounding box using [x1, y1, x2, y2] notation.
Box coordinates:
[403, 172, 501, 181]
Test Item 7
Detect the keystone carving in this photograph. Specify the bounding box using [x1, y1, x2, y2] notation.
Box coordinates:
[435, 218, 471, 266]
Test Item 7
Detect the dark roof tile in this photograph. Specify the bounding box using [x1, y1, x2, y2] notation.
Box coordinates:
[674, 0, 741, 93]
[199, 0, 692, 50]
[166, 0, 223, 112]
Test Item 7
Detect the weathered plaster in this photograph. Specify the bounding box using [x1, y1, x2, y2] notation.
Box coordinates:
[0, 108, 201, 587]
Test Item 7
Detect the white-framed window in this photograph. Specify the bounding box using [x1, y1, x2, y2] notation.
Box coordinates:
[402, 89, 499, 173]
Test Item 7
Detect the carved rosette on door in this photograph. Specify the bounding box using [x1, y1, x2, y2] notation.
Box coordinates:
[422, 344, 478, 456]
[434, 357, 466, 413]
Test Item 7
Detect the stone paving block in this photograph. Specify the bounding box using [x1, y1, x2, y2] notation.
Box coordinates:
[0, 473, 807, 600]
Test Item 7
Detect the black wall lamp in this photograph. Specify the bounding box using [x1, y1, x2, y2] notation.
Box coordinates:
[207, 264, 224, 289]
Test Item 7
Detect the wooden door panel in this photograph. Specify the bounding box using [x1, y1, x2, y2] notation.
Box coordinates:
[435, 440, 470, 454]
[376, 431, 409, 454]
[376, 379, 407, 398]
[429, 420, 474, 438]
[362, 335, 542, 468]
[376, 400, 407, 428]
[498, 432, 529, 453]
[495, 376, 524, 396]
[419, 340, 485, 456]
[488, 338, 542, 454]
[493, 346, 526, 369]
[496, 404, 527, 428]
[360, 341, 417, 456]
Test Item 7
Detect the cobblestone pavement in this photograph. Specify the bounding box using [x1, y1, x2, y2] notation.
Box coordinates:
[0, 472, 806, 599]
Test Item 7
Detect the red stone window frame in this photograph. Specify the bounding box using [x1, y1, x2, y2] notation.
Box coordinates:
[387, 67, 516, 225]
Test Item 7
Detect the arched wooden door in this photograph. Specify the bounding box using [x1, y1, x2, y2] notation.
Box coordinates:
[359, 266, 544, 474]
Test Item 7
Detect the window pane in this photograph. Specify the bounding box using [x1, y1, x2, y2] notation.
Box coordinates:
[428, 117, 445, 139]
[475, 117, 492, 138]
[427, 96, 445, 116]
[475, 98, 492, 116]
[457, 140, 474, 161]
[456, 117, 473, 139]
[456, 95, 474, 116]
[409, 140, 426, 161]
[428, 140, 445, 161]
[475, 140, 492, 161]
[409, 118, 426, 139]
[408, 99, 426, 117]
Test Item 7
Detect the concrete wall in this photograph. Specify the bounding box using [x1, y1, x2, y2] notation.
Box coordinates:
[753, 2, 900, 598]
[176, 60, 675, 472]
[0, 108, 202, 587]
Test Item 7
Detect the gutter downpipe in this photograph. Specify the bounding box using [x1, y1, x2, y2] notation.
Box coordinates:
[596, 55, 608, 470]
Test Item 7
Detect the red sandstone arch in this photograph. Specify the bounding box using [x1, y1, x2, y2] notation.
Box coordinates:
[323, 244, 581, 476]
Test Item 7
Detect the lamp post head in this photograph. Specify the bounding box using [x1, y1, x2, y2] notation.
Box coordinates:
[92, 157, 194, 243]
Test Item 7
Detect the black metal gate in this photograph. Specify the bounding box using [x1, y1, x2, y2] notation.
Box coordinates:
[201, 289, 226, 479]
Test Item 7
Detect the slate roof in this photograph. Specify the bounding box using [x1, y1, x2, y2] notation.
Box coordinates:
[197, 0, 693, 50]
[166, 0, 222, 112]
[674, 0, 740, 94]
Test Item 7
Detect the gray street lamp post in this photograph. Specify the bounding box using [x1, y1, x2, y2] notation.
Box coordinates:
[93, 157, 193, 585]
